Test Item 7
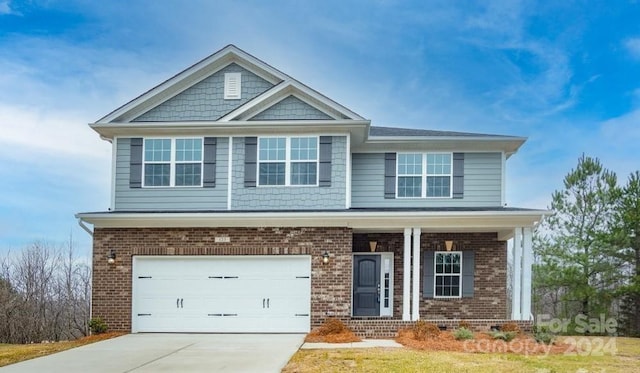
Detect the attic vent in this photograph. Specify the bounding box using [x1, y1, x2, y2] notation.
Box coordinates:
[224, 72, 241, 100]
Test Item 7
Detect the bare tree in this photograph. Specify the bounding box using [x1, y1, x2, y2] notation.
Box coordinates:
[0, 239, 92, 343]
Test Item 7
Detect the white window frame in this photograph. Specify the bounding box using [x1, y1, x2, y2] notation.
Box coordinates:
[396, 152, 453, 198]
[257, 136, 319, 187]
[433, 251, 462, 299]
[142, 137, 204, 188]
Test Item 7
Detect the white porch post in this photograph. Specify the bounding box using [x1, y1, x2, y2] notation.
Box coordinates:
[521, 227, 533, 320]
[402, 228, 412, 321]
[411, 228, 421, 321]
[511, 227, 522, 320]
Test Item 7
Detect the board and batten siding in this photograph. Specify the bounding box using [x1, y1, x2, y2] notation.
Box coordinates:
[351, 152, 503, 208]
[231, 136, 347, 210]
[114, 137, 228, 211]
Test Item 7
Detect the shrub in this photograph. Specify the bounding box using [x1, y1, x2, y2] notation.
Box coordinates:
[490, 331, 517, 342]
[458, 320, 472, 330]
[501, 322, 521, 333]
[453, 327, 474, 340]
[413, 321, 440, 340]
[318, 318, 348, 335]
[534, 331, 556, 345]
[88, 317, 108, 334]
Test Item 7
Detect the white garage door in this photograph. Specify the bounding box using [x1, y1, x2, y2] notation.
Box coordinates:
[132, 255, 311, 333]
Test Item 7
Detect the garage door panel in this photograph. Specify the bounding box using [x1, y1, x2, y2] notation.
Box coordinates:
[132, 255, 311, 333]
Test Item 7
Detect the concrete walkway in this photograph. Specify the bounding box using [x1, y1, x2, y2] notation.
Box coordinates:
[301, 339, 403, 349]
[1, 334, 305, 373]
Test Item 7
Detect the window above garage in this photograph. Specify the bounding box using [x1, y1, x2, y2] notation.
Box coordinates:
[143, 138, 203, 187]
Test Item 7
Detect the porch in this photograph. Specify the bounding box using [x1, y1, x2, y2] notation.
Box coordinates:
[347, 227, 535, 337]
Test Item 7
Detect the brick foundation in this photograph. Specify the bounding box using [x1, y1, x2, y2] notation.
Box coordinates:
[348, 319, 533, 338]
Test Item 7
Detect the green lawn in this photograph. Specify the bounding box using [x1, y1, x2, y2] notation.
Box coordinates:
[283, 337, 640, 373]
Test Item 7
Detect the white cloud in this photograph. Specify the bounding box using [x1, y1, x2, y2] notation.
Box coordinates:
[0, 104, 109, 161]
[624, 37, 640, 59]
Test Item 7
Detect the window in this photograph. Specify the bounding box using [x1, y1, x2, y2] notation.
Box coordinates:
[143, 138, 203, 187]
[426, 153, 452, 197]
[434, 252, 461, 298]
[397, 153, 452, 198]
[397, 153, 422, 197]
[258, 137, 318, 186]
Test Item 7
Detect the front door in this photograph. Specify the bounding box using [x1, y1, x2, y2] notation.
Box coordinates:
[352, 255, 381, 316]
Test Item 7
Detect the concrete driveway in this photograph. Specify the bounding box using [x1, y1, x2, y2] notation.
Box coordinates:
[1, 334, 305, 373]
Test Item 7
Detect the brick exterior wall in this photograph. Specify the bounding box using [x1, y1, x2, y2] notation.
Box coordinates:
[420, 233, 508, 319]
[93, 228, 509, 336]
[92, 227, 352, 332]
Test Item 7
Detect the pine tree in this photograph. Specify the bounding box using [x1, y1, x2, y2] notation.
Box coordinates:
[534, 155, 621, 321]
[613, 171, 640, 336]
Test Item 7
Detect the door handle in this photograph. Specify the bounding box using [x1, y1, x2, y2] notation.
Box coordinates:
[377, 283, 381, 303]
[177, 298, 180, 309]
[263, 298, 265, 308]
[267, 298, 270, 308]
[180, 298, 184, 308]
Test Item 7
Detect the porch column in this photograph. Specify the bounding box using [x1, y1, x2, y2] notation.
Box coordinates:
[411, 227, 421, 321]
[511, 228, 522, 320]
[402, 228, 412, 321]
[521, 227, 533, 320]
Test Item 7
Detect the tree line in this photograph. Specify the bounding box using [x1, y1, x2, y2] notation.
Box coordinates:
[534, 155, 639, 336]
[0, 241, 91, 343]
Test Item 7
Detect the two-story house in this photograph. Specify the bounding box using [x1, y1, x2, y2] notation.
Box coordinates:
[76, 45, 546, 337]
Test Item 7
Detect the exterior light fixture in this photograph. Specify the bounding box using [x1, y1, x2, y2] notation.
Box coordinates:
[322, 251, 330, 264]
[444, 240, 454, 252]
[369, 241, 378, 252]
[107, 250, 116, 264]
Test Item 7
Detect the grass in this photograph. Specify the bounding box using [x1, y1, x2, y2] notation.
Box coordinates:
[283, 337, 640, 373]
[0, 332, 124, 367]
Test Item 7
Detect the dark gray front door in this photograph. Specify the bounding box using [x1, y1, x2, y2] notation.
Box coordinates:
[353, 255, 380, 316]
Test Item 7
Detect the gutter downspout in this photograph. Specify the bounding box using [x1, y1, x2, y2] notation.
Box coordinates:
[77, 216, 93, 327]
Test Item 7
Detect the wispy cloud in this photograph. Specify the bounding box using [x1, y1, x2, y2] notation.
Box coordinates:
[624, 37, 640, 59]
[0, 1, 18, 15]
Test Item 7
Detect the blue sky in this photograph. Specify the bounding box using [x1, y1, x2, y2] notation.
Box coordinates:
[1, 0, 639, 255]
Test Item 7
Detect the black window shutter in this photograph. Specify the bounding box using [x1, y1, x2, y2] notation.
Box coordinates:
[318, 136, 332, 187]
[462, 250, 475, 298]
[129, 138, 143, 188]
[203, 137, 217, 187]
[452, 152, 464, 199]
[384, 153, 396, 199]
[422, 252, 434, 298]
[244, 137, 257, 187]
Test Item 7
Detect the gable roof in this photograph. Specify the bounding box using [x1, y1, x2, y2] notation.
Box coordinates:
[97, 44, 364, 124]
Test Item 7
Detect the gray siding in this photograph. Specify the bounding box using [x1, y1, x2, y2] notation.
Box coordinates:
[134, 63, 274, 121]
[351, 152, 502, 208]
[231, 136, 346, 210]
[250, 95, 333, 120]
[114, 138, 228, 211]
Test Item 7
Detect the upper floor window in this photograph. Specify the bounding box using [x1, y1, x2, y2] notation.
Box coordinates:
[258, 137, 318, 186]
[434, 251, 461, 298]
[143, 138, 203, 187]
[397, 153, 452, 198]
